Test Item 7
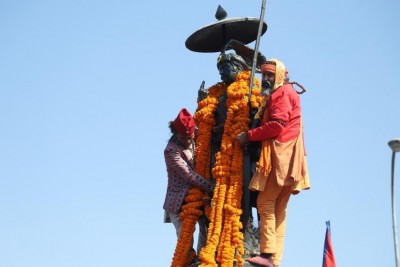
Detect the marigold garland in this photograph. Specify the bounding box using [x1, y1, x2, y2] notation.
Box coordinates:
[171, 188, 203, 267]
[193, 71, 262, 267]
[170, 71, 262, 267]
[170, 83, 227, 267]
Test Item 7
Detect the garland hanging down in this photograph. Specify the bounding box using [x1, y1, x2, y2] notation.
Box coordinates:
[170, 82, 226, 267]
[197, 71, 262, 267]
[170, 70, 262, 267]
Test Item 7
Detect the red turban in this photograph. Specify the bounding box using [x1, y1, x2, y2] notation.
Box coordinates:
[173, 108, 195, 137]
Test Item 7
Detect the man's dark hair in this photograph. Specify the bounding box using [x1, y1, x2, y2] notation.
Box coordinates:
[168, 121, 177, 135]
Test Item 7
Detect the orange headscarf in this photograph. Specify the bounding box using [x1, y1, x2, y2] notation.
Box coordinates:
[261, 58, 288, 90]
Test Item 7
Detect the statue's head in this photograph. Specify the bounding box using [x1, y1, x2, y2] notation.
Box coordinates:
[217, 53, 248, 85]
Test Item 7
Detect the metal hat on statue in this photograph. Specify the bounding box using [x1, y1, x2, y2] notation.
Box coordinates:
[185, 5, 267, 53]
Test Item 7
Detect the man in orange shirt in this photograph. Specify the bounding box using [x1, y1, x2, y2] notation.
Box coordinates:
[237, 59, 310, 267]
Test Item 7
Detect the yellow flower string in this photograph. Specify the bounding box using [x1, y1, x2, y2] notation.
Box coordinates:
[194, 71, 262, 267]
[171, 188, 203, 267]
[217, 71, 252, 267]
[170, 83, 226, 267]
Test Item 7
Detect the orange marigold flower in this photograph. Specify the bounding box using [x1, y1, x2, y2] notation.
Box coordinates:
[182, 71, 263, 267]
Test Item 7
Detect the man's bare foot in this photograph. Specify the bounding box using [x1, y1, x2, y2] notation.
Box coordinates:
[245, 255, 274, 267]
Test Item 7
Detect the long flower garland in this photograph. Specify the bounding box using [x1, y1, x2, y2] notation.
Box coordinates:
[195, 71, 262, 267]
[171, 188, 204, 266]
[170, 83, 226, 267]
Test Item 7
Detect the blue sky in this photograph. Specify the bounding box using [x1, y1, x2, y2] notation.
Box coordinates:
[1, 1, 400, 266]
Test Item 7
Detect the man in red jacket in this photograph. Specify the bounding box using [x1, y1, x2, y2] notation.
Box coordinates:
[237, 59, 310, 267]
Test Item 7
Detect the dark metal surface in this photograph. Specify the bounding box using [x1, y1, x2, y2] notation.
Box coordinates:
[185, 17, 267, 53]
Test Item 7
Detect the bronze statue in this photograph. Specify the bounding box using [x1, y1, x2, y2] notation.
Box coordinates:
[192, 6, 268, 265]
[171, 5, 269, 266]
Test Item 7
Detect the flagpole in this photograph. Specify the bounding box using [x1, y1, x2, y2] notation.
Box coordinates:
[391, 150, 400, 267]
[248, 0, 267, 100]
[389, 139, 400, 267]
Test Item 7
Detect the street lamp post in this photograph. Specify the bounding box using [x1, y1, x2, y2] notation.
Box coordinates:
[388, 138, 400, 267]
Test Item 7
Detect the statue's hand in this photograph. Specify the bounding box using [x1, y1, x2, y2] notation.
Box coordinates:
[197, 80, 208, 102]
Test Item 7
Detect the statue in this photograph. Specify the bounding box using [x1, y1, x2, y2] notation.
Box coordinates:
[182, 5, 269, 266]
[193, 40, 264, 267]
[169, 5, 269, 267]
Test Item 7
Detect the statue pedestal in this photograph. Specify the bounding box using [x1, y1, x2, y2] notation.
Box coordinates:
[243, 220, 260, 258]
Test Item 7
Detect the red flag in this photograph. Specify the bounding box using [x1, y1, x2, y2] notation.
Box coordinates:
[322, 221, 336, 267]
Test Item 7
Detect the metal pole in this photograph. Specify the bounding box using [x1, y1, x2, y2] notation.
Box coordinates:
[392, 151, 400, 267]
[248, 0, 267, 100]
